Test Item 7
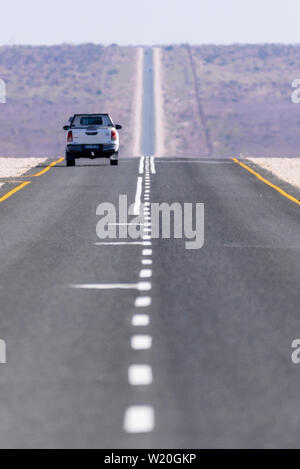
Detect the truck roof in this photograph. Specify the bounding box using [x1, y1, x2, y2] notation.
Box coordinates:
[72, 113, 109, 117]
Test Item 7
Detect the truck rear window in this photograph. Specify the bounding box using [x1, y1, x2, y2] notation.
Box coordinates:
[71, 115, 113, 128]
[80, 116, 103, 126]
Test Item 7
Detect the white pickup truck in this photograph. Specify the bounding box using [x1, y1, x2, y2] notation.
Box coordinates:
[63, 114, 122, 167]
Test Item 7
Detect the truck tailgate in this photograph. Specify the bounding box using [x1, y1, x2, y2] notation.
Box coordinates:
[72, 127, 112, 144]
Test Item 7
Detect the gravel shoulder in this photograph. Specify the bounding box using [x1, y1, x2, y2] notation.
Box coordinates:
[0, 157, 47, 191]
[0, 158, 47, 180]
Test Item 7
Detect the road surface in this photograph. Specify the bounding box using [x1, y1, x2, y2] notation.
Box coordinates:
[0, 48, 299, 449]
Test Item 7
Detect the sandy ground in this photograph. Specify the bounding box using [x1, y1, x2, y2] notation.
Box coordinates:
[248, 158, 300, 190]
[133, 47, 144, 157]
[0, 158, 47, 184]
[153, 47, 165, 157]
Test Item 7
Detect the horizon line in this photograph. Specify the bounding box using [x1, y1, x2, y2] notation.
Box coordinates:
[1, 41, 300, 48]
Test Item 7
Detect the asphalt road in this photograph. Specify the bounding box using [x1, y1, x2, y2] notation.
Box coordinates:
[0, 49, 300, 449]
[0, 154, 300, 449]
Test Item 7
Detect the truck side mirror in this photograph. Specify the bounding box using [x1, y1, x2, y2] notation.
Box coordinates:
[116, 125, 122, 130]
[63, 125, 70, 131]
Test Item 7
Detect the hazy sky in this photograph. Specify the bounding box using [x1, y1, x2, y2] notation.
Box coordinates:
[1, 0, 300, 46]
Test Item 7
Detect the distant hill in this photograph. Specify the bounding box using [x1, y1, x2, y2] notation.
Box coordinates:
[0, 44, 137, 157]
[2, 43, 300, 159]
[161, 44, 300, 157]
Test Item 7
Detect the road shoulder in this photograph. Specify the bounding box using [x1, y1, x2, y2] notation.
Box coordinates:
[242, 158, 300, 204]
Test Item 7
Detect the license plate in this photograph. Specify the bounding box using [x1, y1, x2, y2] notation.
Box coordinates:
[85, 145, 99, 149]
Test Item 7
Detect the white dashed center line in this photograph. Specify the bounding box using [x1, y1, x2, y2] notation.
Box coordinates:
[128, 364, 153, 386]
[131, 335, 153, 350]
[124, 156, 156, 435]
[139, 269, 153, 278]
[124, 406, 155, 434]
[135, 296, 152, 308]
[132, 315, 150, 326]
[142, 259, 152, 265]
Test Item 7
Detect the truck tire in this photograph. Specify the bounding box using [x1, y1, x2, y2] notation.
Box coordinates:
[110, 151, 119, 166]
[66, 153, 76, 167]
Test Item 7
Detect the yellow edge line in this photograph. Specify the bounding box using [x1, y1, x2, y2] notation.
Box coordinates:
[232, 158, 300, 207]
[31, 157, 64, 177]
[0, 181, 31, 203]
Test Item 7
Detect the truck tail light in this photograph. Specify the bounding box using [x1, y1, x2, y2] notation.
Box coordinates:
[67, 130, 73, 143]
[111, 130, 117, 141]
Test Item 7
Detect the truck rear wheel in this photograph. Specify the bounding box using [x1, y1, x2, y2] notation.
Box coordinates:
[110, 152, 119, 166]
[66, 153, 76, 167]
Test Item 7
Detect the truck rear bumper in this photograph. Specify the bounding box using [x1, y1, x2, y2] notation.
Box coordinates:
[67, 143, 118, 158]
